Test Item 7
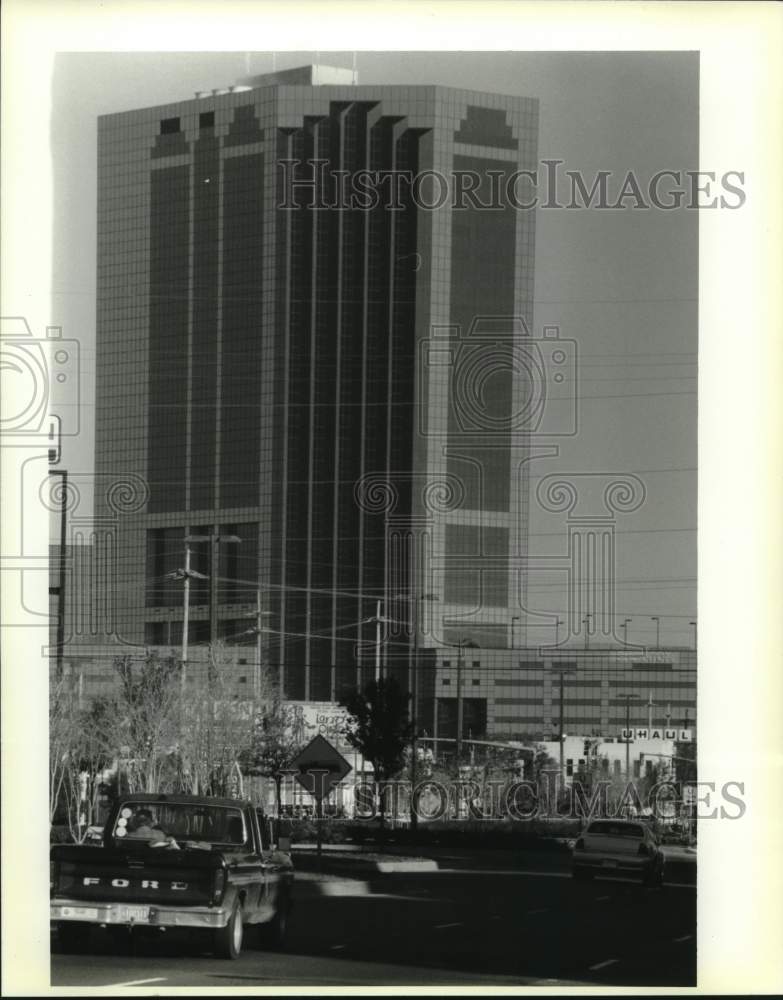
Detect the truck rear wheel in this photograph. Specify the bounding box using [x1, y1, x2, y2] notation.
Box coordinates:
[213, 901, 243, 960]
[257, 903, 289, 950]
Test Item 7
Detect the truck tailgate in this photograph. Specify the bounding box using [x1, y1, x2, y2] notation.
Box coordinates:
[51, 845, 222, 906]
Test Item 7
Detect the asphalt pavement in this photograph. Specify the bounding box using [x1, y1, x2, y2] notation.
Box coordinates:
[51, 854, 696, 988]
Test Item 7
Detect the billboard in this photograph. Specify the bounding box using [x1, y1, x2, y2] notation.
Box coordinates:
[283, 700, 353, 753]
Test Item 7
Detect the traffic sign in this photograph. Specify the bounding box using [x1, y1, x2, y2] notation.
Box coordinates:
[290, 734, 352, 802]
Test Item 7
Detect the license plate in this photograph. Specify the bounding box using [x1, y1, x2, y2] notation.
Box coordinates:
[60, 906, 98, 920]
[602, 860, 618, 868]
[121, 906, 150, 923]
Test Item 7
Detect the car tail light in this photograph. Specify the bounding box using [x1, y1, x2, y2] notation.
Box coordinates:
[211, 867, 226, 906]
[638, 843, 650, 856]
[575, 838, 584, 851]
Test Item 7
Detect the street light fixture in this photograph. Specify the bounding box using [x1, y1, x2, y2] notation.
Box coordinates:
[582, 613, 593, 650]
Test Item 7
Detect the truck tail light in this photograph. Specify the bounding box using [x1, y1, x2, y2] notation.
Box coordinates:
[211, 868, 226, 906]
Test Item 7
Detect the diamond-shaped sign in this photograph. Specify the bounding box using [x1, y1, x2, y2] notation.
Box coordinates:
[290, 734, 352, 802]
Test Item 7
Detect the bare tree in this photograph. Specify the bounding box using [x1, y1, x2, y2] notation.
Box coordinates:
[50, 677, 116, 841]
[113, 651, 182, 793]
[176, 642, 275, 797]
[60, 697, 116, 842]
[246, 699, 307, 831]
[49, 675, 80, 828]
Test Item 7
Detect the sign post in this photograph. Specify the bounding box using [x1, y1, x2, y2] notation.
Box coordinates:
[289, 735, 352, 863]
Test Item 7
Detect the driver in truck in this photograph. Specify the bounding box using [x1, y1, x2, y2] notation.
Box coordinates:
[126, 808, 179, 849]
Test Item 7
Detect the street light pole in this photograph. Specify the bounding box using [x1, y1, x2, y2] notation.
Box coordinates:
[651, 616, 660, 650]
[555, 617, 563, 646]
[622, 618, 632, 646]
[511, 616, 520, 650]
[456, 641, 464, 764]
[689, 620, 697, 650]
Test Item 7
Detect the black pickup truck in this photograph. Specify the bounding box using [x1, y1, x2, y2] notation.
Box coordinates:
[51, 794, 294, 959]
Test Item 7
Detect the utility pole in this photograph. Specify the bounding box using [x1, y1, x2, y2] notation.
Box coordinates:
[256, 589, 263, 696]
[168, 538, 207, 689]
[375, 598, 382, 681]
[551, 665, 576, 786]
[182, 542, 192, 671]
[210, 531, 219, 645]
[410, 599, 419, 832]
[48, 469, 68, 680]
[456, 641, 464, 764]
[618, 694, 640, 779]
[455, 637, 477, 765]
[174, 532, 239, 686]
[647, 691, 657, 731]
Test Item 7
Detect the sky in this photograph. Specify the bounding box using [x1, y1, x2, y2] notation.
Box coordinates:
[49, 50, 698, 647]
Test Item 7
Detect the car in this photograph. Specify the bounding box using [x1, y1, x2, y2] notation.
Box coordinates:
[572, 818, 664, 886]
[51, 794, 294, 959]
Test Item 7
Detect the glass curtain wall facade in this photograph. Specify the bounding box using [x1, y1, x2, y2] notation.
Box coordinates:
[94, 73, 538, 714]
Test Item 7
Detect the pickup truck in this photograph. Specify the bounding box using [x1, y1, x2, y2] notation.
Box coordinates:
[51, 793, 294, 959]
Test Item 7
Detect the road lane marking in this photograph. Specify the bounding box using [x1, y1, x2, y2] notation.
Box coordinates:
[673, 934, 693, 942]
[588, 959, 618, 971]
[330, 944, 346, 951]
[434, 922, 463, 929]
[103, 978, 167, 988]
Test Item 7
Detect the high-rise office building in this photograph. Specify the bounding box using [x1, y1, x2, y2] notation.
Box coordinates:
[95, 65, 539, 716]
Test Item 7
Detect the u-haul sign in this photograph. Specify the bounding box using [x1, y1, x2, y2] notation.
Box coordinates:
[620, 728, 693, 742]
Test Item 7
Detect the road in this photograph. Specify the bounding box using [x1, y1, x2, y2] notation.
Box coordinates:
[51, 859, 695, 988]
